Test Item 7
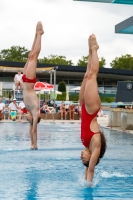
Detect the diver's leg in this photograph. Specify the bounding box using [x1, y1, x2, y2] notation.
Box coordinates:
[23, 22, 44, 77]
[84, 34, 101, 114]
[32, 116, 39, 149]
[79, 35, 92, 105]
[23, 28, 37, 75]
[26, 22, 44, 79]
[29, 124, 35, 149]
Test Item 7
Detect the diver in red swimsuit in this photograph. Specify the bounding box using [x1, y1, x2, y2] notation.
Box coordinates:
[22, 21, 44, 150]
[80, 34, 106, 184]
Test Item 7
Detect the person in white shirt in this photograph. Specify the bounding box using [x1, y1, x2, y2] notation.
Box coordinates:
[8, 98, 19, 121]
[0, 98, 5, 120]
[8, 98, 19, 111]
[18, 99, 28, 122]
[14, 70, 23, 91]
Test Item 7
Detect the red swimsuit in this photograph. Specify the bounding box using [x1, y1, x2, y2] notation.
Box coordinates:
[22, 74, 37, 84]
[81, 101, 100, 148]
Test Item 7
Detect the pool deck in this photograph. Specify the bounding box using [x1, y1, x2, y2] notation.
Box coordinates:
[0, 116, 108, 125]
[1, 116, 133, 134]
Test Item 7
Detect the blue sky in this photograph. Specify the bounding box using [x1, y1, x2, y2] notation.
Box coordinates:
[0, 0, 133, 67]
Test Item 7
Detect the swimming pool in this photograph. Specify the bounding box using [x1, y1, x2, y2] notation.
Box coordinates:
[0, 122, 133, 200]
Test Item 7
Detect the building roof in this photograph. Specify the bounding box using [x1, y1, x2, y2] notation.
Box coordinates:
[0, 61, 54, 73]
[0, 61, 133, 81]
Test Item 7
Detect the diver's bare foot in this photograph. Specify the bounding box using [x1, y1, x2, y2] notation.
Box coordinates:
[88, 35, 92, 51]
[33, 145, 38, 150]
[30, 144, 34, 150]
[90, 34, 99, 50]
[30, 146, 38, 150]
[36, 21, 44, 35]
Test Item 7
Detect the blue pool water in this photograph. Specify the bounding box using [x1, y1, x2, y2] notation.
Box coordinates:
[0, 122, 133, 200]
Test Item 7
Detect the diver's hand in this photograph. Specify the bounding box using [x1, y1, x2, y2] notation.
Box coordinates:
[87, 182, 93, 188]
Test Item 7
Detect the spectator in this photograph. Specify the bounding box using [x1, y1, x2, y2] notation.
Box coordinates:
[18, 99, 28, 122]
[8, 98, 19, 121]
[40, 102, 50, 113]
[60, 100, 67, 120]
[75, 100, 81, 120]
[65, 104, 69, 113]
[14, 70, 23, 91]
[0, 98, 5, 120]
[68, 103, 75, 120]
[125, 101, 133, 109]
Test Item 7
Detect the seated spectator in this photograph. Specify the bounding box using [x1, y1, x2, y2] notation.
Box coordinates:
[60, 100, 67, 120]
[0, 98, 5, 120]
[14, 70, 23, 91]
[97, 109, 104, 117]
[65, 104, 69, 113]
[8, 98, 19, 121]
[74, 106, 78, 113]
[40, 102, 50, 114]
[68, 103, 75, 120]
[54, 104, 59, 113]
[125, 101, 133, 109]
[18, 98, 28, 122]
[74, 100, 81, 120]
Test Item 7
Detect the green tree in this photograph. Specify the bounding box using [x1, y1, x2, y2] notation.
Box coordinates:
[77, 55, 88, 66]
[58, 81, 66, 92]
[110, 54, 133, 70]
[38, 54, 73, 65]
[99, 57, 106, 68]
[0, 46, 29, 62]
[77, 55, 106, 68]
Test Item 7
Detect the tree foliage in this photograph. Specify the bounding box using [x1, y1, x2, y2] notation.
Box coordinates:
[58, 81, 66, 92]
[99, 57, 106, 68]
[77, 55, 88, 66]
[77, 55, 106, 68]
[110, 54, 133, 70]
[0, 46, 29, 62]
[38, 54, 73, 65]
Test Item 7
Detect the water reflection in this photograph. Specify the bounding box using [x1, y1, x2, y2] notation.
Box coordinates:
[83, 187, 93, 200]
[25, 168, 39, 200]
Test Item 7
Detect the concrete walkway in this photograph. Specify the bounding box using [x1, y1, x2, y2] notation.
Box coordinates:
[0, 116, 109, 126]
[1, 116, 133, 134]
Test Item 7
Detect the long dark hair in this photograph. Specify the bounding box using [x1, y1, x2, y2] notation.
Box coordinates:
[96, 131, 107, 165]
[83, 131, 107, 167]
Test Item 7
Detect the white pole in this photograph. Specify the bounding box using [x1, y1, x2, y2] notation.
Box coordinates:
[0, 82, 2, 96]
[50, 71, 52, 100]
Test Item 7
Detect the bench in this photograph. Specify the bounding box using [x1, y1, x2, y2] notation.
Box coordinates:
[0, 112, 27, 121]
[1, 109, 80, 121]
[40, 112, 80, 120]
